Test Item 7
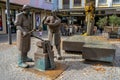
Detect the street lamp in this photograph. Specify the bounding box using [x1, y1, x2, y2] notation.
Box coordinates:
[6, 0, 12, 44]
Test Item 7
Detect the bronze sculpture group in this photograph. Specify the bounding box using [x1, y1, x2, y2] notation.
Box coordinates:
[15, 5, 62, 68]
[15, 5, 33, 68]
[43, 13, 62, 60]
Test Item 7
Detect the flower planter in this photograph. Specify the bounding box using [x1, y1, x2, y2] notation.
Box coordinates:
[104, 26, 120, 38]
[109, 32, 118, 39]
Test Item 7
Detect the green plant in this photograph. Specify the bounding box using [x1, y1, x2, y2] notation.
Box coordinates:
[109, 15, 120, 31]
[96, 17, 107, 29]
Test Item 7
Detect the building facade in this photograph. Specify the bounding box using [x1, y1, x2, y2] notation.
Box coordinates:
[52, 0, 59, 11]
[57, 0, 120, 25]
[0, 0, 53, 34]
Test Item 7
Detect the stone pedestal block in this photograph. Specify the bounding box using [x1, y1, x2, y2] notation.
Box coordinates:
[34, 53, 50, 71]
[63, 41, 84, 52]
[62, 35, 85, 52]
[82, 44, 116, 63]
[34, 52, 54, 71]
[34, 41, 55, 71]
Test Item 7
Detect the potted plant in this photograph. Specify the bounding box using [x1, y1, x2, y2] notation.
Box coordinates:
[108, 15, 120, 38]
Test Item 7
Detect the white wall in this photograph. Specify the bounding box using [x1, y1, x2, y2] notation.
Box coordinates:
[58, 0, 62, 9]
[81, 0, 85, 7]
[95, 0, 98, 7]
[107, 0, 112, 7]
[70, 0, 73, 9]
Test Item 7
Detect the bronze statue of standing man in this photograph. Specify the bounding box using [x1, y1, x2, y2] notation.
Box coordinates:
[43, 13, 62, 60]
[14, 5, 33, 68]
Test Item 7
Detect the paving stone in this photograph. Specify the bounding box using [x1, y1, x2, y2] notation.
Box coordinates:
[0, 34, 120, 80]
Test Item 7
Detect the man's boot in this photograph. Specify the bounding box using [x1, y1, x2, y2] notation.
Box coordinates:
[57, 53, 62, 60]
[56, 46, 62, 60]
[23, 52, 33, 62]
[18, 56, 29, 68]
[23, 56, 33, 62]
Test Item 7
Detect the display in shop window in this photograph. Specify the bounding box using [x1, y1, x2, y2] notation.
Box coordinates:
[35, 14, 40, 29]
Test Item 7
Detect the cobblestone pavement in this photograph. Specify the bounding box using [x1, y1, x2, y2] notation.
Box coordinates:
[56, 43, 120, 80]
[0, 33, 120, 80]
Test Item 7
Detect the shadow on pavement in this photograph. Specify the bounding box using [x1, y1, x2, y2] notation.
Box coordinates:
[83, 59, 114, 67]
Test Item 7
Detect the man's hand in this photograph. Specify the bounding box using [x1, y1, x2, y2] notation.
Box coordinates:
[23, 31, 28, 37]
[33, 29, 36, 31]
[44, 22, 48, 25]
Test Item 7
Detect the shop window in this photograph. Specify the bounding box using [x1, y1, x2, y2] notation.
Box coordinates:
[99, 0, 107, 4]
[74, 0, 81, 6]
[113, 0, 120, 4]
[0, 8, 2, 31]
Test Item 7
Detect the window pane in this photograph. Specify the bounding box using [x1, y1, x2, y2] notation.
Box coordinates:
[74, 0, 81, 6]
[63, 0, 69, 9]
[113, 0, 120, 4]
[99, 0, 107, 4]
[63, 0, 69, 4]
[86, 0, 94, 4]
